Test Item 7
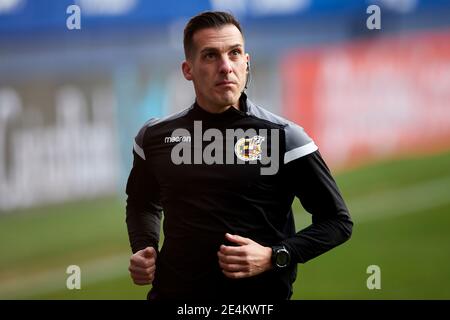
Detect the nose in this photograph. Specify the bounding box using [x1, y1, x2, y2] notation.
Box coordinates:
[218, 56, 233, 74]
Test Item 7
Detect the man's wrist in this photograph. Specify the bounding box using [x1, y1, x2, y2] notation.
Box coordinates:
[270, 245, 291, 270]
[264, 246, 274, 271]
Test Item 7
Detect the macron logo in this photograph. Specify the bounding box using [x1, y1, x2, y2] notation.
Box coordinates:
[164, 135, 191, 143]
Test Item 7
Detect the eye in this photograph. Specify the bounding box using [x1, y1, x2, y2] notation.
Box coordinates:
[231, 49, 241, 56]
[204, 52, 216, 60]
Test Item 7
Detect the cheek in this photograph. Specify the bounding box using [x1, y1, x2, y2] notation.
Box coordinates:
[236, 63, 247, 76]
[235, 68, 247, 83]
[197, 67, 214, 82]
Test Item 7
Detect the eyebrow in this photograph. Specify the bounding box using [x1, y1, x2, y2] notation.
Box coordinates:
[200, 44, 243, 54]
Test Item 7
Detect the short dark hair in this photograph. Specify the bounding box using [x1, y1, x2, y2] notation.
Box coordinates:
[183, 11, 244, 59]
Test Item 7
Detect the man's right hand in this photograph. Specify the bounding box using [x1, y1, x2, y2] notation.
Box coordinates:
[128, 247, 157, 285]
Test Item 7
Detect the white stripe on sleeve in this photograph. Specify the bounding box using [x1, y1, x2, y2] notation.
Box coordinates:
[133, 140, 146, 160]
[284, 141, 318, 164]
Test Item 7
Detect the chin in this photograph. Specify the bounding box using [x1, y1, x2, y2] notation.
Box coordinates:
[216, 92, 239, 106]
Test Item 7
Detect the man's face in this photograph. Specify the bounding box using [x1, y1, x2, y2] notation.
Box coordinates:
[182, 24, 249, 111]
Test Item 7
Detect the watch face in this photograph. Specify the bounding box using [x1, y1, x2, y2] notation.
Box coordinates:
[276, 249, 289, 267]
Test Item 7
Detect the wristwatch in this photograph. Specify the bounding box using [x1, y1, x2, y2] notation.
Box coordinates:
[271, 245, 291, 270]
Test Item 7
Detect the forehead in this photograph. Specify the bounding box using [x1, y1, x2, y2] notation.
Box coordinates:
[192, 24, 244, 52]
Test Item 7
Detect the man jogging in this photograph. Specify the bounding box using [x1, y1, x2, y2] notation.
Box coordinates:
[126, 11, 353, 300]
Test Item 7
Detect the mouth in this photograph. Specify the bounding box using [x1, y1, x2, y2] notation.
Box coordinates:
[215, 80, 236, 87]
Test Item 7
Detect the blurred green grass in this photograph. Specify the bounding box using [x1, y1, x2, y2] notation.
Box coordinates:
[1, 150, 450, 299]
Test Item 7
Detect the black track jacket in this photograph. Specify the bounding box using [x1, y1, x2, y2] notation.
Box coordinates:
[126, 93, 353, 300]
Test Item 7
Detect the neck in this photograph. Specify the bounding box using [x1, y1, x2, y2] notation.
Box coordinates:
[195, 98, 240, 114]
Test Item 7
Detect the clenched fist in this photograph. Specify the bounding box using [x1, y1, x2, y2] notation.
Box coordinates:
[218, 233, 272, 279]
[128, 247, 157, 285]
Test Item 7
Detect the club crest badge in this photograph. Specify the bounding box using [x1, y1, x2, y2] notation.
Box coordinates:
[234, 135, 265, 161]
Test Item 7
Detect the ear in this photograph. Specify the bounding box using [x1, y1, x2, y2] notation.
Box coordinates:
[245, 53, 250, 72]
[182, 61, 193, 81]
